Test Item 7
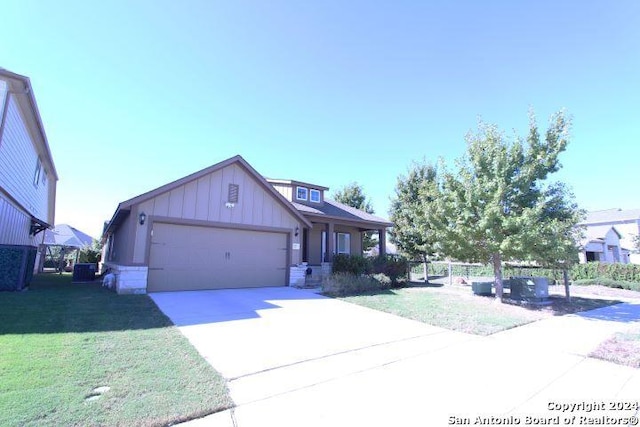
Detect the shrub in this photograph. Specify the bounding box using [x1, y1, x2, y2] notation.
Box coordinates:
[573, 278, 640, 292]
[571, 262, 640, 284]
[331, 254, 371, 276]
[371, 254, 409, 285]
[321, 272, 391, 297]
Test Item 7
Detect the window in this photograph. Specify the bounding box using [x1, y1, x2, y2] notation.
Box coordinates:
[336, 233, 350, 255]
[33, 158, 42, 187]
[296, 186, 308, 201]
[310, 189, 321, 203]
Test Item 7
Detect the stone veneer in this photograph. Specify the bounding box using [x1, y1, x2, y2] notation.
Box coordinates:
[102, 263, 148, 295]
[289, 264, 307, 287]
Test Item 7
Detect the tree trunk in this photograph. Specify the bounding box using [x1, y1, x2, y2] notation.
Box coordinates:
[563, 269, 571, 302]
[491, 253, 504, 302]
[422, 254, 429, 284]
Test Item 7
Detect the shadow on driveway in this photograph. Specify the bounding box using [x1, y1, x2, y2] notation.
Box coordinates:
[576, 302, 640, 323]
[150, 287, 325, 326]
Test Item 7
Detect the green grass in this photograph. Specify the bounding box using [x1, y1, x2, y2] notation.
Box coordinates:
[338, 285, 623, 336]
[0, 273, 232, 427]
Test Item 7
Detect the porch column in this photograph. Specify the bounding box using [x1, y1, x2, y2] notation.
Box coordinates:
[378, 228, 386, 255]
[325, 222, 334, 262]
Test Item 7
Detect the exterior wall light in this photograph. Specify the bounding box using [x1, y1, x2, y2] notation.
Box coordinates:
[139, 212, 146, 225]
[295, 226, 299, 237]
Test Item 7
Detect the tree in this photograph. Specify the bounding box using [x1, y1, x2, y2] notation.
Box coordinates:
[78, 239, 103, 264]
[389, 161, 440, 283]
[633, 234, 640, 253]
[436, 110, 581, 301]
[333, 182, 377, 252]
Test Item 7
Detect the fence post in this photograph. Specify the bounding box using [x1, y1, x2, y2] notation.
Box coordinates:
[448, 260, 453, 286]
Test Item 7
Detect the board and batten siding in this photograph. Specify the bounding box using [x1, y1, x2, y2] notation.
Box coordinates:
[130, 163, 302, 264]
[0, 94, 52, 223]
[271, 183, 293, 202]
[0, 194, 39, 246]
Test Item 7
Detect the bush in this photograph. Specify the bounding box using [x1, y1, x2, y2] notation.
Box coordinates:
[331, 254, 371, 276]
[321, 272, 391, 297]
[571, 262, 640, 284]
[371, 254, 409, 285]
[573, 278, 640, 292]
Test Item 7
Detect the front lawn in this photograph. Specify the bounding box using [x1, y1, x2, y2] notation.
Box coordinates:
[590, 325, 640, 368]
[0, 273, 232, 427]
[338, 285, 623, 336]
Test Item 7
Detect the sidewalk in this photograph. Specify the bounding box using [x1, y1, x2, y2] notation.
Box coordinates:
[181, 299, 640, 427]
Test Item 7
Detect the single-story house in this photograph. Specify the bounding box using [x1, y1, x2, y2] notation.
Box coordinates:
[101, 155, 392, 294]
[0, 68, 58, 290]
[582, 209, 640, 264]
[579, 225, 630, 264]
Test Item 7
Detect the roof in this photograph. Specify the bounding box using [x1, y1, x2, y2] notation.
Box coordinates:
[585, 225, 621, 240]
[44, 224, 95, 248]
[0, 67, 59, 181]
[584, 208, 640, 224]
[103, 155, 312, 237]
[293, 198, 393, 228]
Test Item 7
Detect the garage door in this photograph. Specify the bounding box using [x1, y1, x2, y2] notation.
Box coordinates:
[148, 223, 288, 292]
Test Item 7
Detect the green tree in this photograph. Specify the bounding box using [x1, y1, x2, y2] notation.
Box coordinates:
[332, 182, 376, 252]
[389, 161, 440, 283]
[437, 110, 581, 301]
[78, 239, 103, 264]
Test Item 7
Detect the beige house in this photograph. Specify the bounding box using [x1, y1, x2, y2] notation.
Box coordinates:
[0, 68, 58, 290]
[101, 155, 392, 294]
[582, 209, 640, 264]
[579, 225, 630, 264]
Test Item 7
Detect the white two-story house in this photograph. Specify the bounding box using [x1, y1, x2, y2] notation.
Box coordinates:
[0, 68, 58, 290]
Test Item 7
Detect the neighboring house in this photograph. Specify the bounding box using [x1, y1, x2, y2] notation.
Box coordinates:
[0, 68, 58, 290]
[582, 209, 640, 264]
[101, 155, 392, 294]
[579, 225, 630, 264]
[41, 224, 95, 272]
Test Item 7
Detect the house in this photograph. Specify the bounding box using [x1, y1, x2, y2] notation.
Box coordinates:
[579, 225, 630, 264]
[101, 155, 392, 294]
[0, 68, 58, 290]
[41, 224, 95, 272]
[581, 209, 640, 264]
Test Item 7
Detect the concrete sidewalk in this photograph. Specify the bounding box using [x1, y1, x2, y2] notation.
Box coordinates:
[170, 291, 640, 427]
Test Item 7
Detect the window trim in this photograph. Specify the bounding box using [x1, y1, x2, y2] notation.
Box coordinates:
[310, 189, 321, 203]
[33, 158, 42, 187]
[296, 186, 308, 201]
[336, 232, 351, 255]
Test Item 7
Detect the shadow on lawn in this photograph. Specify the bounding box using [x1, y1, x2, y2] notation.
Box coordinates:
[501, 294, 627, 318]
[1, 273, 329, 333]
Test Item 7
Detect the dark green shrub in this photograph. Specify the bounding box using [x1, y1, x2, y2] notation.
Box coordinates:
[321, 273, 391, 296]
[371, 254, 409, 285]
[331, 254, 371, 276]
[573, 278, 640, 292]
[571, 262, 640, 284]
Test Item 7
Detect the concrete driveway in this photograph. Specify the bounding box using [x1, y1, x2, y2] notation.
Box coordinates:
[150, 287, 640, 427]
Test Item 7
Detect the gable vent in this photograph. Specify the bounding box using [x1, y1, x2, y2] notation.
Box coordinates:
[228, 184, 239, 203]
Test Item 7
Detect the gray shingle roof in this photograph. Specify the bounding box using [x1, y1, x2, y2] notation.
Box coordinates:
[44, 224, 95, 248]
[584, 208, 640, 224]
[292, 199, 392, 227]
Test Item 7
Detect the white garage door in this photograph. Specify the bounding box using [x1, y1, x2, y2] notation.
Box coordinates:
[148, 223, 288, 292]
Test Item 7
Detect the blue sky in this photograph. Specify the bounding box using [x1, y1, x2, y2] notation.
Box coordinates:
[2, 1, 639, 238]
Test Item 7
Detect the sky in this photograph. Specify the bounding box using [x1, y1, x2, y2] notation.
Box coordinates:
[2, 1, 639, 239]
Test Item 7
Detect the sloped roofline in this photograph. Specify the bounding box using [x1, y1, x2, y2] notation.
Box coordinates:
[266, 178, 330, 191]
[103, 155, 312, 237]
[0, 67, 59, 181]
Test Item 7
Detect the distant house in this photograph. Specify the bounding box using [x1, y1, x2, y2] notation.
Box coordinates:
[101, 155, 391, 294]
[581, 209, 640, 265]
[579, 225, 630, 264]
[0, 68, 58, 290]
[41, 224, 95, 271]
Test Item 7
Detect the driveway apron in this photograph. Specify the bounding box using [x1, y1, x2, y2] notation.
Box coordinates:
[151, 288, 640, 427]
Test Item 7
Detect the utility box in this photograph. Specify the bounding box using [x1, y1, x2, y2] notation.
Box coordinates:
[510, 276, 549, 302]
[73, 263, 96, 282]
[471, 281, 493, 296]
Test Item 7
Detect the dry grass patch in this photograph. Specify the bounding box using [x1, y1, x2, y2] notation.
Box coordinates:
[590, 326, 640, 368]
